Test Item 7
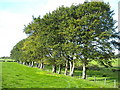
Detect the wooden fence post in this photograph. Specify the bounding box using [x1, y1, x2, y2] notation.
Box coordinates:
[104, 78, 106, 85]
[94, 76, 96, 82]
[114, 80, 116, 88]
[79, 75, 81, 79]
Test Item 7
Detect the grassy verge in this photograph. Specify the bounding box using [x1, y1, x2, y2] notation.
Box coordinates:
[2, 62, 116, 88]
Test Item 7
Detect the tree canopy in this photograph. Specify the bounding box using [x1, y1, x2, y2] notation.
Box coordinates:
[10, 1, 119, 79]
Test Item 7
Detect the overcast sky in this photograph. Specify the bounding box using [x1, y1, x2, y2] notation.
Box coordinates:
[0, 0, 119, 57]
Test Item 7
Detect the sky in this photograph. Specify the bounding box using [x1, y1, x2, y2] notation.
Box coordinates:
[0, 0, 119, 57]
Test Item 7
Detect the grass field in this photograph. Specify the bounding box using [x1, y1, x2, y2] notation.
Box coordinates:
[2, 62, 119, 88]
[43, 59, 119, 88]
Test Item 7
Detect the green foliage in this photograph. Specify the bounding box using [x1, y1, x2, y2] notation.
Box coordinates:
[10, 1, 119, 79]
[0, 56, 10, 59]
[10, 39, 25, 62]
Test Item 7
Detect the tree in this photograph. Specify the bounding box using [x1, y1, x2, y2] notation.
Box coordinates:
[11, 1, 118, 80]
[11, 39, 26, 63]
[60, 1, 117, 79]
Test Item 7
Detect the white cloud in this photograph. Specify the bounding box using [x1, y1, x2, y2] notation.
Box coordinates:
[0, 0, 85, 57]
[0, 11, 30, 57]
[44, 0, 85, 13]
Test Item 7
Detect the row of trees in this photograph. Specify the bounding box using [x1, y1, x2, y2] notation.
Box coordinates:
[11, 1, 120, 79]
[0, 56, 10, 59]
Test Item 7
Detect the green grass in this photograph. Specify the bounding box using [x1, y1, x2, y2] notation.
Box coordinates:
[2, 62, 117, 88]
[44, 60, 119, 88]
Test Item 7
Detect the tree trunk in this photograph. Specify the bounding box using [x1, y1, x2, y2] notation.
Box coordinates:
[69, 61, 72, 74]
[82, 63, 87, 79]
[25, 62, 26, 65]
[64, 60, 69, 75]
[31, 61, 34, 67]
[58, 64, 62, 74]
[69, 60, 75, 76]
[26, 62, 29, 66]
[29, 62, 31, 67]
[52, 64, 57, 73]
[38, 63, 41, 68]
[22, 62, 25, 65]
[40, 62, 44, 69]
[17, 60, 20, 63]
[36, 63, 39, 67]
